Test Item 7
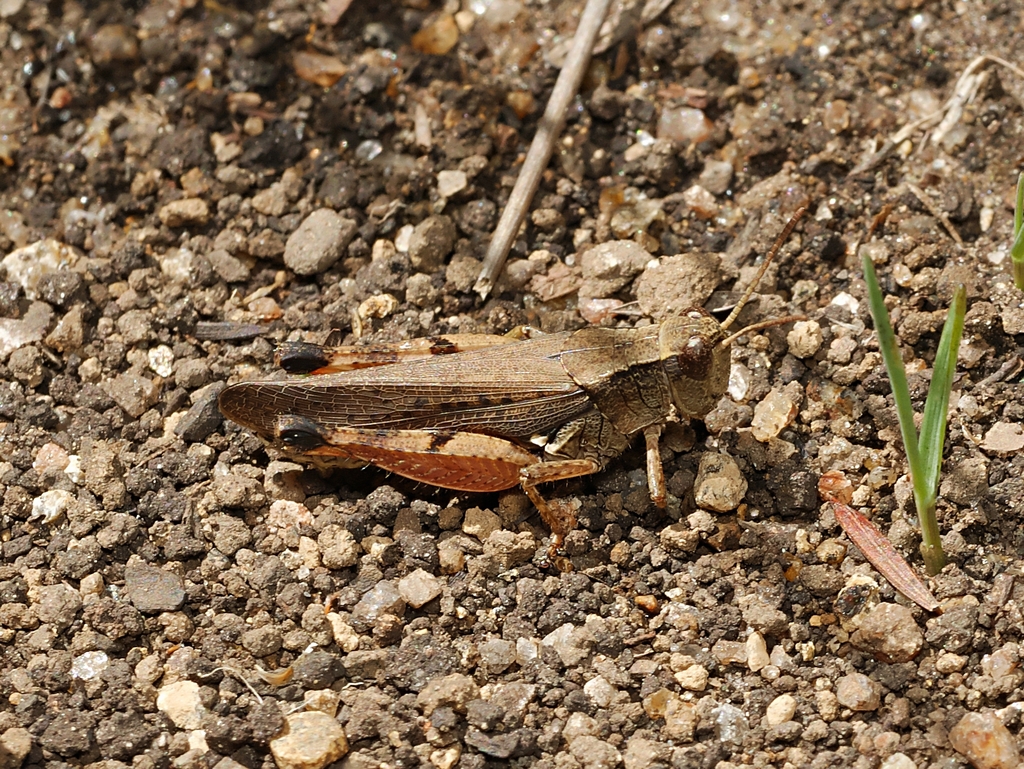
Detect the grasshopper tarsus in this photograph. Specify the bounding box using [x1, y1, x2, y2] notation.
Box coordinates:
[219, 211, 808, 556]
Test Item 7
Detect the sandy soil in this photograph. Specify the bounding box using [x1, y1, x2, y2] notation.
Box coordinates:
[1, 0, 1023, 767]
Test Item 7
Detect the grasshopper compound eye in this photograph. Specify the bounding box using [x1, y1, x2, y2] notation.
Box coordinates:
[660, 326, 716, 383]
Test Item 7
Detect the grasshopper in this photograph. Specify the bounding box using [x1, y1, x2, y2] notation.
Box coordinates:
[219, 209, 806, 552]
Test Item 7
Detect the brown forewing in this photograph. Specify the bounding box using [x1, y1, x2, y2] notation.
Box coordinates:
[219, 332, 595, 440]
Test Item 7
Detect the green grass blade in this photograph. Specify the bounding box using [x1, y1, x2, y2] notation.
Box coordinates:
[919, 284, 966, 499]
[1012, 217, 1024, 292]
[1015, 172, 1024, 238]
[862, 254, 922, 479]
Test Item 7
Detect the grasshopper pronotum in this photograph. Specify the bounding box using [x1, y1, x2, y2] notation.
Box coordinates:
[219, 209, 806, 552]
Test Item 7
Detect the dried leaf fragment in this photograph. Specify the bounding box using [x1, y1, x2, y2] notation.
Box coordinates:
[830, 501, 940, 613]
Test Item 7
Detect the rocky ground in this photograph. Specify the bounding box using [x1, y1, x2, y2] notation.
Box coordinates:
[1, 0, 1024, 768]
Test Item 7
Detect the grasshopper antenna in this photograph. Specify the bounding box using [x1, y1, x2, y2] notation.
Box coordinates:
[719, 206, 808, 337]
[720, 314, 807, 349]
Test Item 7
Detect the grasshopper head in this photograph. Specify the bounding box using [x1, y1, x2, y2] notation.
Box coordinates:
[657, 206, 808, 421]
[658, 309, 731, 420]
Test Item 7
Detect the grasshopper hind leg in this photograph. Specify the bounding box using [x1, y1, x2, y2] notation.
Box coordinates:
[520, 458, 602, 556]
[272, 415, 606, 558]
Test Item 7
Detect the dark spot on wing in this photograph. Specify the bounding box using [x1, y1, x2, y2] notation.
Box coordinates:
[428, 431, 456, 451]
[429, 337, 460, 355]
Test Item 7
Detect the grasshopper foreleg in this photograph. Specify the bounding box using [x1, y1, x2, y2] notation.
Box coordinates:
[643, 424, 667, 509]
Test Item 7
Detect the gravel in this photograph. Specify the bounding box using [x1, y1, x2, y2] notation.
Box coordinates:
[283, 209, 358, 276]
[0, 2, 1022, 768]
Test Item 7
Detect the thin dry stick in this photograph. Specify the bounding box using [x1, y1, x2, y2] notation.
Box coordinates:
[848, 54, 1024, 177]
[474, 0, 613, 299]
[907, 183, 963, 244]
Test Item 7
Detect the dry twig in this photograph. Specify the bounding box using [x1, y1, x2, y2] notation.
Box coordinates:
[474, 0, 613, 298]
[906, 183, 963, 245]
[848, 55, 1024, 177]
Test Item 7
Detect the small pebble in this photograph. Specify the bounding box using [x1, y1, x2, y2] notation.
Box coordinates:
[542, 623, 593, 667]
[980, 422, 1024, 456]
[463, 507, 501, 541]
[506, 90, 534, 118]
[515, 637, 541, 665]
[906, 88, 941, 121]
[835, 672, 880, 711]
[880, 754, 917, 769]
[44, 304, 84, 353]
[30, 489, 75, 524]
[765, 694, 797, 726]
[635, 252, 721, 320]
[304, 690, 341, 718]
[2, 239, 78, 299]
[437, 170, 468, 197]
[270, 711, 349, 769]
[416, 673, 479, 715]
[694, 452, 747, 512]
[293, 50, 348, 88]
[484, 530, 536, 569]
[698, 159, 733, 195]
[89, 23, 138, 63]
[948, 711, 1020, 769]
[478, 638, 516, 673]
[577, 239, 651, 298]
[355, 140, 383, 163]
[412, 13, 459, 55]
[747, 632, 771, 672]
[568, 735, 622, 769]
[394, 224, 415, 252]
[583, 676, 616, 708]
[352, 581, 405, 625]
[822, 99, 850, 132]
[70, 650, 109, 681]
[397, 568, 442, 609]
[357, 293, 399, 320]
[439, 546, 466, 574]
[33, 442, 70, 475]
[125, 557, 186, 614]
[674, 664, 708, 691]
[102, 369, 160, 418]
[148, 345, 174, 378]
[409, 215, 457, 272]
[156, 681, 207, 730]
[319, 528, 360, 573]
[657, 106, 713, 143]
[681, 184, 718, 219]
[787, 320, 822, 359]
[751, 385, 800, 442]
[935, 652, 968, 674]
[712, 639, 747, 666]
[158, 198, 210, 227]
[284, 209, 357, 276]
[714, 703, 749, 746]
[849, 603, 923, 663]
